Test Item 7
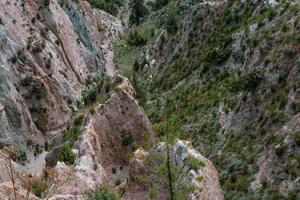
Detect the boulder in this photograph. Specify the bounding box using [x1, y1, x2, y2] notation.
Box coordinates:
[45, 146, 62, 168]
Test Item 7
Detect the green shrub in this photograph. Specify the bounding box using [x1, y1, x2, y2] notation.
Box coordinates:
[148, 186, 159, 199]
[127, 30, 147, 47]
[58, 144, 76, 166]
[129, 0, 149, 25]
[43, 0, 50, 6]
[133, 59, 140, 71]
[44, 141, 50, 151]
[62, 127, 81, 145]
[13, 151, 27, 163]
[83, 89, 97, 104]
[164, 5, 178, 34]
[31, 178, 46, 198]
[122, 135, 134, 146]
[229, 71, 263, 92]
[290, 102, 300, 114]
[21, 76, 33, 86]
[34, 144, 43, 157]
[149, 0, 170, 11]
[292, 132, 300, 145]
[89, 0, 123, 16]
[111, 166, 117, 174]
[165, 14, 178, 33]
[186, 156, 205, 170]
[73, 114, 85, 126]
[115, 178, 121, 186]
[32, 82, 47, 100]
[0, 17, 4, 25]
[235, 175, 251, 192]
[204, 48, 231, 65]
[45, 58, 51, 69]
[11, 55, 18, 64]
[87, 186, 119, 200]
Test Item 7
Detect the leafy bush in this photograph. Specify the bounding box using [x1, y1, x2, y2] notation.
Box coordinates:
[83, 89, 97, 104]
[58, 144, 76, 166]
[111, 166, 117, 174]
[149, 0, 170, 11]
[32, 41, 46, 53]
[21, 76, 33, 86]
[31, 177, 46, 198]
[42, 0, 50, 6]
[87, 186, 119, 200]
[13, 151, 27, 163]
[83, 75, 112, 105]
[73, 114, 84, 126]
[129, 0, 149, 25]
[127, 30, 147, 47]
[122, 135, 134, 146]
[148, 186, 159, 199]
[133, 58, 149, 71]
[164, 5, 178, 34]
[0, 17, 4, 25]
[32, 82, 47, 100]
[62, 127, 81, 145]
[133, 59, 140, 71]
[204, 47, 231, 65]
[165, 14, 178, 33]
[186, 156, 205, 170]
[239, 72, 263, 91]
[292, 132, 300, 146]
[290, 102, 300, 114]
[229, 71, 263, 92]
[89, 0, 123, 16]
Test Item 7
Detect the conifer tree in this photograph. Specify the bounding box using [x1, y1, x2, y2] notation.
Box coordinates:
[129, 0, 148, 25]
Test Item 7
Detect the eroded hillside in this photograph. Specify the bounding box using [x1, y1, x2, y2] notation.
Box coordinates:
[115, 0, 300, 199]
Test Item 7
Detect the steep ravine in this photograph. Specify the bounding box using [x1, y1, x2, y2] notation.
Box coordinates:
[115, 0, 300, 199]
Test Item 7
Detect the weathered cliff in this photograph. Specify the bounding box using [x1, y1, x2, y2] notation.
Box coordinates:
[0, 0, 122, 152]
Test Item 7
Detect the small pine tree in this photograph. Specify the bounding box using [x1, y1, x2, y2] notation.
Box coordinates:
[129, 0, 149, 26]
[133, 59, 140, 71]
[165, 13, 178, 33]
[127, 30, 147, 46]
[164, 4, 178, 34]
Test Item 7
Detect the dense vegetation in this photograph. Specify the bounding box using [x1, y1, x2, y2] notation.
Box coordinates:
[115, 0, 300, 199]
[87, 186, 119, 200]
[129, 0, 149, 25]
[89, 0, 124, 16]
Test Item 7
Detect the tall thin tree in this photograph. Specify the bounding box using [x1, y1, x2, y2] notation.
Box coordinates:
[129, 0, 148, 25]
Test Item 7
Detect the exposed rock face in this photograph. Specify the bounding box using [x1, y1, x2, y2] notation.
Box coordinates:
[172, 140, 223, 200]
[86, 76, 155, 167]
[0, 0, 122, 151]
[0, 151, 16, 183]
[0, 76, 157, 199]
[124, 140, 223, 200]
[45, 145, 61, 168]
[0, 182, 39, 200]
[53, 76, 155, 196]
